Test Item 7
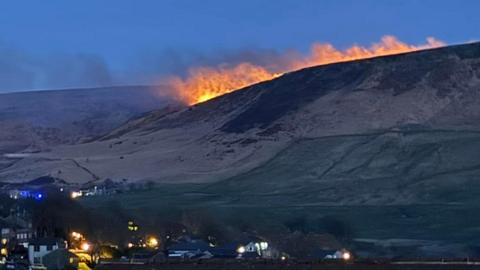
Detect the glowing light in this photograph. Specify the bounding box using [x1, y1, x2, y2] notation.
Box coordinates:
[164, 36, 444, 105]
[81, 242, 91, 252]
[71, 232, 84, 241]
[342, 251, 351, 261]
[147, 237, 159, 248]
[259, 242, 269, 251]
[281, 255, 287, 261]
[127, 243, 134, 248]
[127, 221, 139, 231]
[71, 191, 82, 199]
[237, 246, 246, 254]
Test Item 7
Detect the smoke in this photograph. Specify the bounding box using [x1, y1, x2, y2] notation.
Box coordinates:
[0, 41, 294, 93]
[164, 36, 446, 105]
[0, 36, 446, 97]
[41, 54, 113, 90]
[126, 47, 297, 82]
[0, 42, 113, 93]
[0, 43, 37, 92]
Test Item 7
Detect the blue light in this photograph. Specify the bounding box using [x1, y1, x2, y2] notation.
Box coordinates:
[35, 193, 44, 200]
[19, 191, 30, 198]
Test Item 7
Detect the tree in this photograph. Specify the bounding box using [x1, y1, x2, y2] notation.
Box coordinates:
[0, 194, 14, 218]
[315, 216, 353, 241]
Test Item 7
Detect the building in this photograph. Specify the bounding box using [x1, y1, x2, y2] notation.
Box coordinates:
[1, 221, 34, 249]
[167, 238, 212, 259]
[0, 234, 7, 262]
[209, 243, 242, 259]
[28, 238, 67, 265]
[42, 249, 79, 270]
[167, 236, 279, 260]
[15, 227, 33, 248]
[315, 249, 352, 261]
[129, 250, 157, 264]
[0, 220, 16, 241]
[237, 240, 275, 259]
[1, 222, 15, 259]
[8, 189, 44, 200]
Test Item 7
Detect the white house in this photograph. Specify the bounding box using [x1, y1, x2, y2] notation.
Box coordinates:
[316, 249, 352, 261]
[28, 238, 66, 264]
[1, 228, 14, 242]
[15, 228, 34, 248]
[167, 239, 212, 259]
[238, 241, 274, 259]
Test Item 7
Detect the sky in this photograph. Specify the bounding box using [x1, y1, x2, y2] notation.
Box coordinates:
[0, 0, 479, 92]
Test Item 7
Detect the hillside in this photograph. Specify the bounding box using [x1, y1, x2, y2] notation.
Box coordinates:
[0, 85, 174, 172]
[1, 42, 480, 187]
[205, 129, 480, 205]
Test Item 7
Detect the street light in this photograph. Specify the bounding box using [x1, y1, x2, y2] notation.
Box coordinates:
[81, 242, 91, 252]
[71, 191, 82, 199]
[147, 237, 159, 248]
[342, 251, 351, 261]
[237, 246, 246, 254]
[71, 231, 83, 240]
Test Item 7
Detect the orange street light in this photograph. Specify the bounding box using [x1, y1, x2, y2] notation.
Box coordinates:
[81, 242, 91, 252]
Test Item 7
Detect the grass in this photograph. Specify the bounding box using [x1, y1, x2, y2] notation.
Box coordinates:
[81, 183, 480, 245]
[81, 129, 480, 246]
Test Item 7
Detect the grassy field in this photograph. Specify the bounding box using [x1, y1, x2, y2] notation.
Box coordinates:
[81, 181, 480, 246]
[81, 130, 480, 257]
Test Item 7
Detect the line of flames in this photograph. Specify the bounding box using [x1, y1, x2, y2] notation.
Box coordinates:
[165, 35, 445, 105]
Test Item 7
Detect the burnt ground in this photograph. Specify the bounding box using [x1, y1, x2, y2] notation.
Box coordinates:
[95, 262, 480, 270]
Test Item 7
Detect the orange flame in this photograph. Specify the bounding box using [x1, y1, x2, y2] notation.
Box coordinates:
[290, 36, 444, 69]
[168, 63, 281, 105]
[167, 36, 444, 105]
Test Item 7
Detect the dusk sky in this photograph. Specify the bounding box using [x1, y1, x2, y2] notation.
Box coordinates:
[0, 0, 479, 92]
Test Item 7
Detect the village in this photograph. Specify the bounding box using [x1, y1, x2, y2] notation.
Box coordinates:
[0, 182, 353, 270]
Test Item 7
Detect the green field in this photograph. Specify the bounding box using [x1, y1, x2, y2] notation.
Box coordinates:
[82, 185, 480, 245]
[82, 129, 480, 254]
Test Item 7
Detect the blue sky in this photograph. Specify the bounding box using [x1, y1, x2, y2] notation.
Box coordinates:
[0, 0, 478, 92]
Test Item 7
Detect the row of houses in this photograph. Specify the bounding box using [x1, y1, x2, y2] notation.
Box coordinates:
[1, 225, 78, 269]
[2, 225, 352, 269]
[123, 235, 350, 263]
[166, 235, 281, 260]
[0, 214, 75, 268]
[164, 234, 353, 262]
[3, 189, 45, 201]
[0, 178, 122, 202]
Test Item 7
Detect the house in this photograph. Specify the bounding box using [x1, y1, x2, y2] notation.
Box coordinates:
[15, 228, 33, 248]
[314, 248, 352, 261]
[166, 235, 279, 261]
[167, 238, 212, 259]
[209, 243, 241, 259]
[1, 221, 34, 249]
[149, 251, 167, 263]
[1, 222, 14, 258]
[129, 250, 156, 264]
[42, 248, 79, 270]
[1, 222, 15, 242]
[28, 238, 67, 265]
[0, 232, 7, 261]
[8, 189, 44, 200]
[236, 240, 275, 259]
